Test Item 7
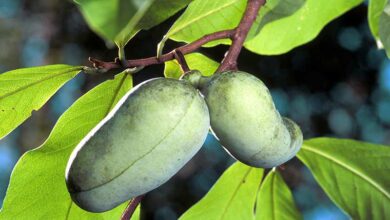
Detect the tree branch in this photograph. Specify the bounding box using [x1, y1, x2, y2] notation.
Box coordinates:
[89, 30, 235, 71]
[121, 195, 144, 220]
[217, 0, 266, 72]
[88, 0, 265, 74]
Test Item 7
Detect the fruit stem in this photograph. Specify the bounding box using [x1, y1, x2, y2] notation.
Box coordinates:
[121, 195, 144, 220]
[173, 49, 190, 73]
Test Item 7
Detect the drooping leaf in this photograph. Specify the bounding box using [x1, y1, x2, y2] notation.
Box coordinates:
[0, 64, 82, 140]
[368, 0, 387, 39]
[74, 0, 191, 48]
[180, 162, 263, 220]
[244, 0, 363, 55]
[379, 2, 390, 58]
[297, 138, 390, 219]
[0, 72, 133, 219]
[135, 0, 192, 32]
[74, 0, 152, 47]
[164, 53, 219, 79]
[255, 170, 301, 220]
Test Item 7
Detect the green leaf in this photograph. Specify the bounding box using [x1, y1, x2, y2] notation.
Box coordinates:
[75, 0, 191, 48]
[297, 138, 390, 219]
[164, 0, 305, 48]
[244, 0, 363, 55]
[0, 64, 82, 140]
[379, 2, 390, 58]
[74, 0, 152, 47]
[132, 205, 141, 220]
[180, 162, 263, 220]
[245, 0, 305, 41]
[368, 0, 387, 39]
[135, 0, 192, 32]
[164, 53, 219, 79]
[256, 170, 301, 220]
[0, 72, 133, 219]
[162, 0, 247, 48]
[163, 0, 362, 55]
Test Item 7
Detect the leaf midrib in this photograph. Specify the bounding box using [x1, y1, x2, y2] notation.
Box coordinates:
[270, 171, 276, 220]
[219, 167, 252, 220]
[105, 73, 129, 115]
[65, 201, 72, 220]
[0, 67, 81, 100]
[301, 145, 390, 200]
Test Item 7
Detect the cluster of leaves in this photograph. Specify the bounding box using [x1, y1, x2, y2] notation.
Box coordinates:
[0, 0, 389, 219]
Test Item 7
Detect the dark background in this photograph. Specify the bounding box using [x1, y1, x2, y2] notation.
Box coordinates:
[0, 0, 389, 219]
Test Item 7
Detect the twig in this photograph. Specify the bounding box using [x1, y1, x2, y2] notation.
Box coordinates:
[89, 30, 235, 71]
[121, 195, 144, 220]
[89, 57, 120, 70]
[217, 0, 266, 72]
[89, 0, 265, 74]
[173, 49, 190, 73]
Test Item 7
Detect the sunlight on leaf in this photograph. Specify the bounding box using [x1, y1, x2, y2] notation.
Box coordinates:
[297, 138, 390, 219]
[162, 0, 246, 49]
[256, 169, 301, 220]
[163, 0, 362, 55]
[180, 162, 263, 220]
[244, 0, 363, 54]
[0, 65, 82, 140]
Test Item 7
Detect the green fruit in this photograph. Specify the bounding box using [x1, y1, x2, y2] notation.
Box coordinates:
[66, 78, 210, 212]
[187, 70, 302, 168]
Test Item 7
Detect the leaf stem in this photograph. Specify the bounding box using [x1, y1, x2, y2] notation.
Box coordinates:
[173, 49, 190, 73]
[118, 46, 126, 65]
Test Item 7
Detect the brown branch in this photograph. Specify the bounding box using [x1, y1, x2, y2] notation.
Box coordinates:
[89, 0, 265, 74]
[217, 0, 266, 72]
[89, 30, 235, 71]
[121, 195, 144, 220]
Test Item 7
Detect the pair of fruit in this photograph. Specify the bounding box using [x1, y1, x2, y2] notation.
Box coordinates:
[65, 70, 303, 212]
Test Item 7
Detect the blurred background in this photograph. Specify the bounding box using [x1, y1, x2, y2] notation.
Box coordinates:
[0, 0, 389, 219]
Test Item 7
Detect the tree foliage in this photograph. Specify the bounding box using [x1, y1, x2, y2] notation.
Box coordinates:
[0, 0, 389, 219]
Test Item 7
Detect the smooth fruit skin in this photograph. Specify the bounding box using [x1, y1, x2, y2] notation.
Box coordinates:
[65, 78, 210, 212]
[202, 71, 302, 168]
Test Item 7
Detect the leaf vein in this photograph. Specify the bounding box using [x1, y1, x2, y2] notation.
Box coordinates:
[0, 67, 81, 100]
[302, 145, 390, 200]
[219, 167, 252, 220]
